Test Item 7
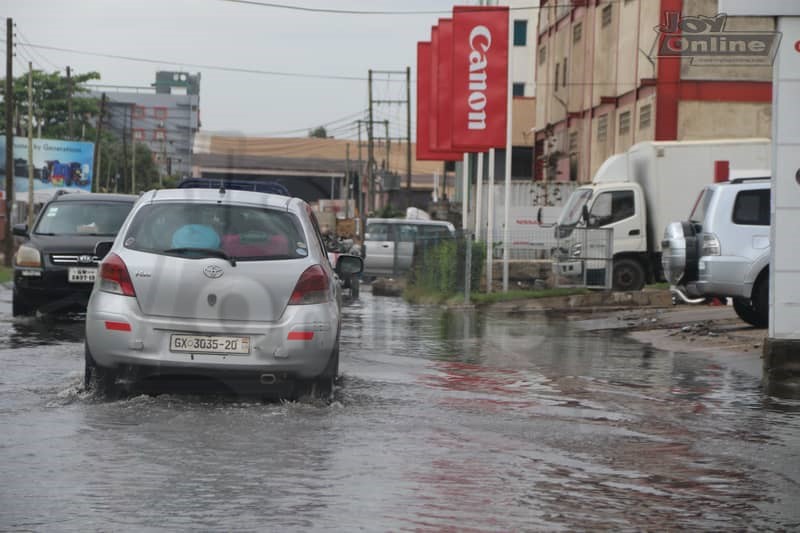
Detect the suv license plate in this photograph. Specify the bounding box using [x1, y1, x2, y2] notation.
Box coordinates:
[68, 267, 97, 283]
[170, 334, 251, 355]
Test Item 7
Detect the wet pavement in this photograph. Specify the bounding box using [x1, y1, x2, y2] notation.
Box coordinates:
[1, 286, 799, 531]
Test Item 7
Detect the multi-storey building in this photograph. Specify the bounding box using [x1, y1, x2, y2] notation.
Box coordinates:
[534, 0, 774, 182]
[91, 71, 201, 178]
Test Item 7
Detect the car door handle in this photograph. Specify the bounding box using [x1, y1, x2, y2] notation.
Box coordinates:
[629, 229, 640, 236]
[381, 244, 390, 248]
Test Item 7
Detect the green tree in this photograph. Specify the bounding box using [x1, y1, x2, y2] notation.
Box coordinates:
[0, 69, 101, 140]
[308, 126, 328, 138]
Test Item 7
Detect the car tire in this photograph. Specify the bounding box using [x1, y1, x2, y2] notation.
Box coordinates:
[12, 292, 35, 317]
[296, 343, 339, 401]
[612, 258, 645, 291]
[84, 343, 118, 397]
[350, 276, 360, 299]
[732, 298, 765, 328]
[752, 276, 769, 328]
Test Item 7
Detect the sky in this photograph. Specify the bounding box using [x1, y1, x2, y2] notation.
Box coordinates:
[3, 0, 469, 139]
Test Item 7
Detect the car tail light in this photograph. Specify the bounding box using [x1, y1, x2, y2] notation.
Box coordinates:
[700, 233, 721, 256]
[289, 265, 330, 305]
[99, 253, 136, 297]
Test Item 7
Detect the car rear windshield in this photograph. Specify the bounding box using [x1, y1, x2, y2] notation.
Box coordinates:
[35, 201, 133, 236]
[122, 203, 307, 261]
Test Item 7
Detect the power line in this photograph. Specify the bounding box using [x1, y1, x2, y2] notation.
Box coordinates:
[216, 0, 621, 14]
[15, 28, 62, 72]
[19, 41, 401, 82]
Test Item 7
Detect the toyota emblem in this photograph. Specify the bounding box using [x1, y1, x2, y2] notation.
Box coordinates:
[203, 265, 224, 279]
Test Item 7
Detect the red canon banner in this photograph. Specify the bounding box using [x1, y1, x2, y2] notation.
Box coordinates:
[435, 19, 455, 152]
[451, 5, 509, 150]
[416, 42, 462, 161]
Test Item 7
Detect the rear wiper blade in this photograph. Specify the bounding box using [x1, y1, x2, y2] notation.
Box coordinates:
[164, 247, 237, 267]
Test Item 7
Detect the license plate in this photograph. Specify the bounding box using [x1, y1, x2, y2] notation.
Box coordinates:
[169, 334, 251, 355]
[68, 267, 97, 283]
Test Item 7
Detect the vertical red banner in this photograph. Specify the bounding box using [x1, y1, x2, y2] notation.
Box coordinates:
[416, 42, 462, 161]
[451, 5, 509, 151]
[435, 19, 455, 152]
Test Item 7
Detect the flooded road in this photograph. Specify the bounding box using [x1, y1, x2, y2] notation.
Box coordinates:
[1, 287, 799, 531]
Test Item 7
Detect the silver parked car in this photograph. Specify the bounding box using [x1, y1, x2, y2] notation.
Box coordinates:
[363, 218, 456, 278]
[84, 187, 363, 398]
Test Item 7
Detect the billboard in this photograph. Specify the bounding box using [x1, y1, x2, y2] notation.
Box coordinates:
[0, 136, 94, 195]
[451, 5, 509, 151]
[416, 42, 462, 161]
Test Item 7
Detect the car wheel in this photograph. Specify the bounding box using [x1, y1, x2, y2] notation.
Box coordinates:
[84, 343, 118, 397]
[350, 276, 360, 299]
[12, 292, 35, 317]
[612, 258, 645, 291]
[297, 343, 339, 401]
[732, 297, 765, 328]
[752, 276, 769, 328]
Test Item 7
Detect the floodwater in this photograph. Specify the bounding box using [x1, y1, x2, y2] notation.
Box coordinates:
[1, 287, 799, 531]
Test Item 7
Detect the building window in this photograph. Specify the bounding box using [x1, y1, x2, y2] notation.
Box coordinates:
[538, 46, 546, 65]
[568, 131, 578, 154]
[619, 111, 631, 135]
[573, 22, 582, 43]
[512, 83, 525, 97]
[154, 129, 167, 141]
[154, 107, 168, 120]
[513, 20, 527, 46]
[562, 58, 567, 87]
[639, 104, 652, 130]
[602, 5, 612, 27]
[133, 129, 146, 141]
[132, 106, 145, 119]
[555, 64, 560, 91]
[597, 115, 608, 142]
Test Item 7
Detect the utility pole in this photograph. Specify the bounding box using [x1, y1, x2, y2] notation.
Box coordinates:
[131, 122, 136, 194]
[121, 104, 129, 194]
[4, 17, 15, 267]
[66, 66, 73, 139]
[384, 120, 390, 176]
[345, 143, 351, 219]
[92, 93, 106, 193]
[357, 121, 364, 238]
[367, 70, 374, 214]
[27, 62, 33, 230]
[405, 66, 412, 200]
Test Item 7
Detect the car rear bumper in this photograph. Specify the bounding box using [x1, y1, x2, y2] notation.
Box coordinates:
[85, 291, 338, 379]
[677, 257, 754, 299]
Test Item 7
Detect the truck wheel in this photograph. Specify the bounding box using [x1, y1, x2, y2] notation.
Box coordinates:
[612, 258, 645, 291]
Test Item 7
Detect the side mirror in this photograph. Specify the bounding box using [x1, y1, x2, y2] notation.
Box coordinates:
[12, 224, 29, 238]
[536, 207, 543, 225]
[94, 241, 114, 260]
[335, 254, 363, 277]
[581, 205, 591, 226]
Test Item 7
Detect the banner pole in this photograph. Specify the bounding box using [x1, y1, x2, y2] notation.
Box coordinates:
[462, 152, 469, 231]
[502, 10, 513, 292]
[486, 148, 495, 293]
[475, 152, 484, 241]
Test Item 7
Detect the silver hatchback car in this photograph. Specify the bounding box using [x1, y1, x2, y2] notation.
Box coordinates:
[84, 187, 362, 398]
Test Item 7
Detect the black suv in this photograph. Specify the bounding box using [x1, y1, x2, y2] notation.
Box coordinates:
[12, 191, 137, 316]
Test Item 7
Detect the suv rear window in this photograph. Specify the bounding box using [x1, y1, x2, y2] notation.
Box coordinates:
[732, 189, 770, 226]
[35, 201, 133, 236]
[123, 203, 306, 260]
[690, 188, 714, 225]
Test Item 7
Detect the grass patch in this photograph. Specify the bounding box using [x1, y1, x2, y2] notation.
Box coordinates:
[0, 266, 12, 284]
[470, 287, 590, 305]
[646, 282, 670, 290]
[404, 286, 592, 306]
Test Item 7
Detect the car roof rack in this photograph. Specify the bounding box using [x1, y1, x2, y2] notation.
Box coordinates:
[729, 176, 770, 184]
[177, 177, 290, 196]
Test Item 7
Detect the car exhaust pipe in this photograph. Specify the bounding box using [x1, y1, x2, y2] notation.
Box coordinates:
[260, 373, 277, 385]
[670, 286, 707, 305]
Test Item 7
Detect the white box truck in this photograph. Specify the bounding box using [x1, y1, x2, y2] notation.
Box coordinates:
[554, 138, 771, 291]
